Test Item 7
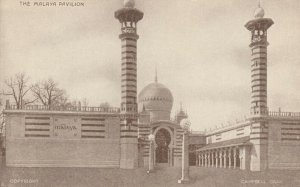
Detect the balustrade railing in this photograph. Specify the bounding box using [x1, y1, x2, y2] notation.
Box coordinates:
[5, 105, 120, 113]
[5, 105, 300, 118]
[268, 111, 300, 118]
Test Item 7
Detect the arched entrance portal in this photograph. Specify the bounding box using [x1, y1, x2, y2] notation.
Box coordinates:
[155, 128, 171, 163]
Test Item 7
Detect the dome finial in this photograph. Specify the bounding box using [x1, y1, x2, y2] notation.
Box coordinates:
[124, 0, 135, 8]
[254, 0, 265, 18]
[155, 66, 158, 83]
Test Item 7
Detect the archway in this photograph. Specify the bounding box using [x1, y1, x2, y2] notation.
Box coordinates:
[155, 128, 171, 163]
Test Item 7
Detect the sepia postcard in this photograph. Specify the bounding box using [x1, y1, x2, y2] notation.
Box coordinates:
[0, 0, 300, 186]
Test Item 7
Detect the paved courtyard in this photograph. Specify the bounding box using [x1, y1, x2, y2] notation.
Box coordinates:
[1, 164, 300, 187]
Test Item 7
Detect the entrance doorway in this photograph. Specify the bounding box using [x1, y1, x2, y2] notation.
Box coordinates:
[155, 128, 171, 164]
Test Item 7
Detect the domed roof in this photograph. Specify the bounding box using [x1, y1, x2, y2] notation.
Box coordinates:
[138, 82, 173, 104]
[138, 81, 173, 113]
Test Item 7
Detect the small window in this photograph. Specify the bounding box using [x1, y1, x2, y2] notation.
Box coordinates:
[260, 30, 264, 35]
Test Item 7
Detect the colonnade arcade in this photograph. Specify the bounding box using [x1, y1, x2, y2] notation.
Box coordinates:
[195, 146, 242, 169]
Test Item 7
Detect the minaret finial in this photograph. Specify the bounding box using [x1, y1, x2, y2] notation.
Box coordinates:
[124, 0, 135, 8]
[155, 66, 158, 83]
[254, 0, 265, 18]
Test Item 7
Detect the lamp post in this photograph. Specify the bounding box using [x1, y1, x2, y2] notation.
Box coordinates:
[178, 119, 191, 184]
[147, 134, 155, 173]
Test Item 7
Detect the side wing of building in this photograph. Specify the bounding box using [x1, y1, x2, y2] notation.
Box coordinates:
[4, 108, 121, 168]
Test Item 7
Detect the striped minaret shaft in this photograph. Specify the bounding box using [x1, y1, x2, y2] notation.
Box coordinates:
[246, 17, 273, 117]
[115, 2, 143, 169]
[250, 37, 268, 116]
[121, 33, 138, 114]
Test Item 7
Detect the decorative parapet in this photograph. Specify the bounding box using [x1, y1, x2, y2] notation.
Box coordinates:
[268, 111, 300, 119]
[4, 105, 120, 114]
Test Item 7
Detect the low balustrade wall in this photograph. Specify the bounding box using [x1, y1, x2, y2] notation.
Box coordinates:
[5, 105, 120, 113]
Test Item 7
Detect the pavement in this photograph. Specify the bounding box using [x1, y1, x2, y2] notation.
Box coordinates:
[1, 164, 300, 187]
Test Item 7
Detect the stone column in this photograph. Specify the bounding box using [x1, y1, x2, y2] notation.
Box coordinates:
[212, 152, 214, 167]
[170, 147, 173, 167]
[201, 154, 204, 167]
[233, 147, 237, 169]
[198, 154, 201, 167]
[228, 148, 232, 169]
[210, 152, 212, 167]
[239, 147, 243, 170]
[208, 152, 211, 167]
[211, 152, 213, 167]
[219, 151, 223, 168]
[205, 153, 208, 167]
[154, 145, 157, 165]
[167, 148, 171, 167]
[215, 151, 219, 168]
[240, 157, 243, 170]
[223, 150, 227, 168]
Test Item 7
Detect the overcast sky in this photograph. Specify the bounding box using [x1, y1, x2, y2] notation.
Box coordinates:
[1, 0, 300, 131]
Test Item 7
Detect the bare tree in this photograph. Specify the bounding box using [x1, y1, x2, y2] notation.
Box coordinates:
[4, 73, 36, 109]
[31, 78, 67, 109]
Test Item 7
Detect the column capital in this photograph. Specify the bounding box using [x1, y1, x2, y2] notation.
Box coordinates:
[219, 152, 223, 158]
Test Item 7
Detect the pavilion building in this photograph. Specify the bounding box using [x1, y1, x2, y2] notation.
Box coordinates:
[1, 0, 300, 172]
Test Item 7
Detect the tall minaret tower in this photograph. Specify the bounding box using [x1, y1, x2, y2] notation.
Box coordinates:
[245, 1, 273, 117]
[115, 0, 143, 169]
[245, 1, 273, 171]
